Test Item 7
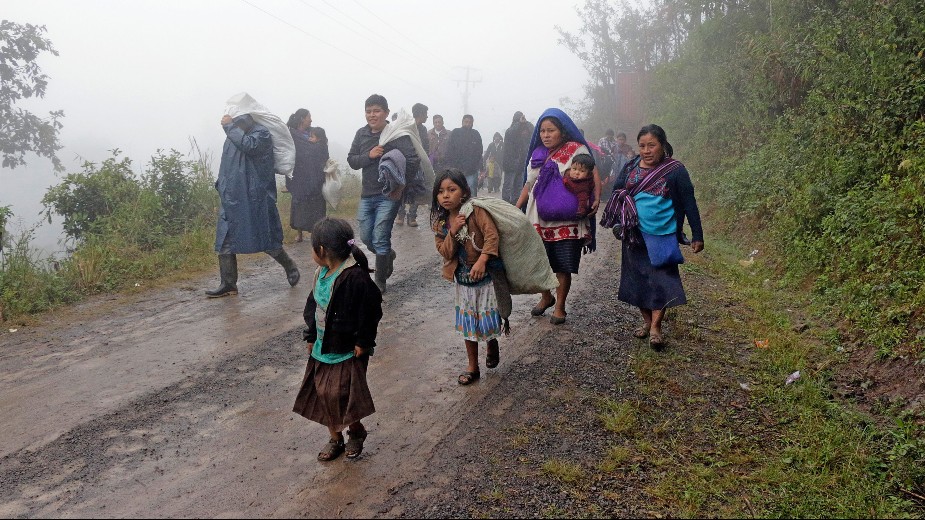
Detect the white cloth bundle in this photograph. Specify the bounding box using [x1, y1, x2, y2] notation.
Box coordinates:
[378, 109, 435, 204]
[322, 158, 343, 209]
[224, 92, 296, 178]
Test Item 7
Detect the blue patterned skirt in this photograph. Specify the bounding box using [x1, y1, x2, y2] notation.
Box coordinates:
[454, 275, 503, 342]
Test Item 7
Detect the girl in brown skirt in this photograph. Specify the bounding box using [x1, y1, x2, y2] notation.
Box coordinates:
[293, 218, 383, 461]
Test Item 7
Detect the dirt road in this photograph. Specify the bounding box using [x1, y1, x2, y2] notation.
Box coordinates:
[0, 215, 625, 518]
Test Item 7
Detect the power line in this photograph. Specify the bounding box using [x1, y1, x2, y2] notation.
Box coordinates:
[312, 0, 454, 79]
[349, 0, 452, 69]
[238, 0, 439, 96]
[294, 0, 451, 80]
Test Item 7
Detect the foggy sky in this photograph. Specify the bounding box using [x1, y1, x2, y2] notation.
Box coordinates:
[2, 0, 608, 252]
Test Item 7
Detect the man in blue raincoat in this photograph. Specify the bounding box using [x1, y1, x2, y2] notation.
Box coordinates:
[206, 113, 300, 297]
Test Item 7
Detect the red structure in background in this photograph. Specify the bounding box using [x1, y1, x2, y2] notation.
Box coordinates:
[613, 71, 650, 135]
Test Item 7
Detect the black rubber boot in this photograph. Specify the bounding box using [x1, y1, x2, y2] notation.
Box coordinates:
[205, 254, 238, 298]
[385, 249, 397, 279]
[268, 248, 300, 287]
[374, 254, 389, 294]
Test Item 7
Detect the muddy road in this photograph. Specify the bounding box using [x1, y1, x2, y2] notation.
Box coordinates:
[0, 212, 628, 518]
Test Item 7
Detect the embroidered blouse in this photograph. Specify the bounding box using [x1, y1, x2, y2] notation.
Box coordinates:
[524, 141, 593, 244]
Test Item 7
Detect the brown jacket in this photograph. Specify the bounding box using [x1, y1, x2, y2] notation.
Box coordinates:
[434, 206, 499, 282]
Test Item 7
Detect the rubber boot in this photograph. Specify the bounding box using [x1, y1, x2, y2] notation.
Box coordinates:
[374, 254, 389, 294]
[268, 248, 300, 287]
[385, 249, 397, 279]
[205, 254, 238, 298]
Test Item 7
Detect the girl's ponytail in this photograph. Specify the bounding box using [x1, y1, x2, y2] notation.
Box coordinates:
[312, 218, 369, 270]
[350, 244, 372, 273]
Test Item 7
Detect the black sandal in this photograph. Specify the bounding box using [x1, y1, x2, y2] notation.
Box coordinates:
[318, 437, 345, 462]
[486, 344, 500, 369]
[530, 297, 556, 316]
[458, 371, 481, 385]
[345, 429, 368, 459]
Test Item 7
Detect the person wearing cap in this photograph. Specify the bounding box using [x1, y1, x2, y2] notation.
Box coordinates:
[206, 113, 301, 297]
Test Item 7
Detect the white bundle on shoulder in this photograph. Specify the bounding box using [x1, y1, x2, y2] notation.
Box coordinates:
[224, 92, 296, 178]
[322, 158, 343, 210]
[378, 109, 435, 203]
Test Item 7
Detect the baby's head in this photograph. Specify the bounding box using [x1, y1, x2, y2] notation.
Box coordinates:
[309, 127, 327, 144]
[568, 154, 595, 181]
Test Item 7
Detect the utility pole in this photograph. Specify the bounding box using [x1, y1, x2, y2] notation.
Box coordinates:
[453, 65, 482, 115]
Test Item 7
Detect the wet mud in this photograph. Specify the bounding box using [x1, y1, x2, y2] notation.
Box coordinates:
[0, 210, 624, 518]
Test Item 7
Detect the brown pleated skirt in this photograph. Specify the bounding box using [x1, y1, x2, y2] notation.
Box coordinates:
[292, 355, 375, 430]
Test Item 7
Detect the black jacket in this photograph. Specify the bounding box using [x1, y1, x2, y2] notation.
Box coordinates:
[303, 263, 383, 355]
[613, 157, 704, 245]
[446, 127, 483, 175]
[502, 120, 533, 174]
[347, 124, 420, 198]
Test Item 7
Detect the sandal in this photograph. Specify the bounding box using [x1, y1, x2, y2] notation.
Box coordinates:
[633, 326, 650, 339]
[317, 437, 345, 462]
[486, 344, 500, 369]
[458, 370, 481, 385]
[345, 428, 368, 459]
[649, 332, 666, 351]
[530, 297, 556, 317]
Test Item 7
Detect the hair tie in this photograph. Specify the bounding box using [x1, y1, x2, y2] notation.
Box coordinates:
[347, 239, 356, 247]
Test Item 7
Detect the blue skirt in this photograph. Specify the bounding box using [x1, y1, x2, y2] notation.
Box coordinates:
[618, 240, 687, 310]
[543, 239, 583, 274]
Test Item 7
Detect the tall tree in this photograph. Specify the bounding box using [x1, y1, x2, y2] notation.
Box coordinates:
[0, 20, 64, 171]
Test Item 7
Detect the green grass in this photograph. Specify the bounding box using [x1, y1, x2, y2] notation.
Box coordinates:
[616, 234, 925, 517]
[598, 398, 638, 434]
[541, 459, 585, 485]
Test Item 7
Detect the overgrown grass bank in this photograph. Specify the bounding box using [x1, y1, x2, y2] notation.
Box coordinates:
[613, 237, 925, 517]
[649, 0, 925, 358]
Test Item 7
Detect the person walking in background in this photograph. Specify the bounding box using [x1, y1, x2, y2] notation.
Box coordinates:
[431, 169, 503, 385]
[428, 114, 451, 171]
[600, 124, 703, 350]
[286, 109, 328, 242]
[347, 94, 420, 293]
[515, 109, 600, 325]
[501, 111, 534, 205]
[293, 218, 382, 461]
[482, 132, 504, 194]
[396, 102, 430, 228]
[206, 113, 300, 298]
[445, 114, 483, 197]
[597, 128, 617, 185]
[614, 131, 635, 171]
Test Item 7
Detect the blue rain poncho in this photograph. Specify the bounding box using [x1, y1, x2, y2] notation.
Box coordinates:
[214, 115, 284, 254]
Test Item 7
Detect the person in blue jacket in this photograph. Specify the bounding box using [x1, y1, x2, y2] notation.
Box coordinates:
[206, 113, 300, 297]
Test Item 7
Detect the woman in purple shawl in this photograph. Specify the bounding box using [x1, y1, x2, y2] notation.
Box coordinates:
[515, 109, 601, 325]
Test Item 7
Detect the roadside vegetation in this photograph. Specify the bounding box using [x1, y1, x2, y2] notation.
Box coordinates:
[620, 242, 924, 516]
[564, 0, 925, 360]
[555, 0, 925, 515]
[0, 146, 360, 324]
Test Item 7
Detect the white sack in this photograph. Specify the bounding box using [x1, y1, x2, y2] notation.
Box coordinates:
[224, 92, 296, 177]
[378, 109, 435, 204]
[322, 158, 343, 210]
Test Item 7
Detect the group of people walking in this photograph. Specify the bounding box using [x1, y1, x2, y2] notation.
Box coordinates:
[207, 94, 703, 462]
